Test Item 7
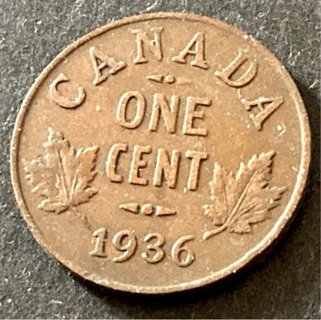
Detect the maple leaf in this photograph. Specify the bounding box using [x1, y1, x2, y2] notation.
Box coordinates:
[203, 163, 238, 226]
[24, 128, 99, 217]
[203, 151, 287, 240]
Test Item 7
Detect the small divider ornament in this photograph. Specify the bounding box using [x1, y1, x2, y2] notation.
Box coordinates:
[120, 203, 176, 217]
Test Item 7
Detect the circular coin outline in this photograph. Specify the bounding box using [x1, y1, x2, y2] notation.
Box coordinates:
[10, 12, 311, 294]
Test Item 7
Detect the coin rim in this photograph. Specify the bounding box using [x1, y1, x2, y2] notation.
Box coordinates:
[10, 12, 311, 294]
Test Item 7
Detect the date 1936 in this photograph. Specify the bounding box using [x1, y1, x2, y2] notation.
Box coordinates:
[90, 228, 195, 267]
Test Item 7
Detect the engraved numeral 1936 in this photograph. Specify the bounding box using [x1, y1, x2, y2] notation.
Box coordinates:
[90, 228, 195, 267]
[112, 230, 137, 262]
[142, 233, 165, 264]
[90, 228, 108, 257]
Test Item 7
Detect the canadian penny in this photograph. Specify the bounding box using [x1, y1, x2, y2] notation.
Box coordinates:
[11, 13, 310, 293]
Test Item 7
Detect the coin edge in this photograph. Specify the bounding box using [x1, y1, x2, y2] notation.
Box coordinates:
[10, 12, 311, 294]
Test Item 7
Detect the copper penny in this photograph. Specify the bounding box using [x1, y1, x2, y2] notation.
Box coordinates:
[11, 13, 310, 294]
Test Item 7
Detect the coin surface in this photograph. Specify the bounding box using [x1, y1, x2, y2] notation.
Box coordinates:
[11, 13, 310, 294]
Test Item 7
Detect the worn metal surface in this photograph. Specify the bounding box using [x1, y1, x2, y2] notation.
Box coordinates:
[11, 12, 311, 294]
[1, 1, 318, 316]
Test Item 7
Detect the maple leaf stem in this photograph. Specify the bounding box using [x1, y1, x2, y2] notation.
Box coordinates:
[70, 169, 79, 201]
[203, 225, 227, 240]
[225, 171, 258, 226]
[55, 147, 70, 204]
[71, 207, 92, 231]
[203, 171, 259, 241]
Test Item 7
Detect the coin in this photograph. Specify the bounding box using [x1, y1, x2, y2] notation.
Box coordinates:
[11, 13, 310, 294]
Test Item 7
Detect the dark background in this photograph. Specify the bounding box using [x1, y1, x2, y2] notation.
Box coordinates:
[0, 0, 320, 319]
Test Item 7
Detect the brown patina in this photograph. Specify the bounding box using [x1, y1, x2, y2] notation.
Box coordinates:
[11, 13, 310, 293]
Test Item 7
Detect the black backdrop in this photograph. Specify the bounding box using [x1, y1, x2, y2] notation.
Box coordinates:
[1, 1, 320, 318]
